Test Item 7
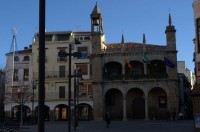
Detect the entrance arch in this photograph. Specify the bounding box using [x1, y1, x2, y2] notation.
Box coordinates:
[105, 89, 123, 120]
[148, 87, 167, 120]
[77, 103, 93, 121]
[126, 88, 145, 119]
[12, 105, 30, 122]
[54, 104, 68, 121]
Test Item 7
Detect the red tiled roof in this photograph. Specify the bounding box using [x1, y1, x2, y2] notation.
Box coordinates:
[106, 42, 164, 49]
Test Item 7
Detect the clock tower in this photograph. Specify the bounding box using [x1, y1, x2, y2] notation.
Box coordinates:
[90, 2, 105, 52]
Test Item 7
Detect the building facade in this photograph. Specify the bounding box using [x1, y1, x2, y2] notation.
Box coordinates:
[91, 4, 179, 120]
[192, 1, 200, 131]
[177, 61, 194, 119]
[4, 3, 180, 121]
[4, 44, 33, 121]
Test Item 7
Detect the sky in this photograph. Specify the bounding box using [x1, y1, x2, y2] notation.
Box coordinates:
[0, 0, 195, 71]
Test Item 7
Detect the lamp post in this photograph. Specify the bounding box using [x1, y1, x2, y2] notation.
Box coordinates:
[73, 68, 77, 131]
[38, 0, 45, 132]
[58, 38, 81, 132]
[68, 43, 72, 132]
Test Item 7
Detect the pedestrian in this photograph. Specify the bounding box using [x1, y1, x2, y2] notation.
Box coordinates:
[105, 112, 111, 128]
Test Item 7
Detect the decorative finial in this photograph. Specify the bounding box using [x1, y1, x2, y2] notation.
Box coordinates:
[143, 33, 146, 44]
[121, 34, 125, 53]
[121, 34, 124, 44]
[169, 13, 172, 26]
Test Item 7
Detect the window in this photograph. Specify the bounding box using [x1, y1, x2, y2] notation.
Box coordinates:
[80, 85, 87, 97]
[76, 63, 88, 75]
[198, 62, 200, 71]
[23, 56, 30, 61]
[58, 49, 67, 62]
[79, 37, 83, 41]
[14, 56, 20, 62]
[79, 84, 92, 98]
[59, 86, 65, 98]
[23, 69, 29, 81]
[59, 66, 66, 77]
[13, 69, 18, 81]
[77, 47, 88, 59]
[197, 18, 200, 53]
[84, 37, 90, 40]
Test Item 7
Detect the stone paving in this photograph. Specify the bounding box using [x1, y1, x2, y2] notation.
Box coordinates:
[21, 120, 194, 132]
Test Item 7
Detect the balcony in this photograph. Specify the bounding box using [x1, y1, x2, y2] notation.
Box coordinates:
[33, 92, 93, 101]
[103, 73, 168, 80]
[33, 71, 69, 79]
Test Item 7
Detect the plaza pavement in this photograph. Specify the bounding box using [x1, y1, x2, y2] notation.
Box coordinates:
[21, 120, 194, 132]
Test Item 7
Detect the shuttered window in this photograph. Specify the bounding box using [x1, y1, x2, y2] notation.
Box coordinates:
[76, 63, 88, 75]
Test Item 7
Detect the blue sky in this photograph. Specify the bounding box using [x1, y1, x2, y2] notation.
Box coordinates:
[0, 0, 195, 71]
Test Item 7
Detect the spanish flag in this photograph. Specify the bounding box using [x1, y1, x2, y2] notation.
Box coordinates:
[125, 55, 132, 70]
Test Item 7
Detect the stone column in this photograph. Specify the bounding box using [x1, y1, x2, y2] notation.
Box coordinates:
[145, 97, 149, 120]
[123, 96, 127, 120]
[122, 64, 125, 80]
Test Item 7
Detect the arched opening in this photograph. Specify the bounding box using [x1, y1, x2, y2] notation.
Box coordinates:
[147, 60, 167, 78]
[103, 61, 123, 80]
[14, 56, 20, 61]
[23, 56, 30, 61]
[54, 104, 68, 121]
[126, 88, 145, 119]
[125, 61, 144, 79]
[77, 103, 93, 121]
[148, 87, 167, 120]
[12, 105, 30, 123]
[105, 89, 123, 120]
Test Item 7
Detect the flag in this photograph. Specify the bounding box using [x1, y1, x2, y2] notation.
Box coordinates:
[164, 57, 176, 68]
[125, 55, 132, 70]
[142, 52, 150, 63]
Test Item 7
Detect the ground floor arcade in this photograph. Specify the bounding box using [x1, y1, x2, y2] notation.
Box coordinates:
[93, 81, 179, 121]
[4, 101, 93, 122]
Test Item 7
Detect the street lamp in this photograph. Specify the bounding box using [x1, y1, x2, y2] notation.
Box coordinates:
[58, 38, 81, 132]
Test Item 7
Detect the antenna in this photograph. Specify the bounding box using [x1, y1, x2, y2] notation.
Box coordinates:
[6, 27, 19, 88]
[9, 27, 18, 53]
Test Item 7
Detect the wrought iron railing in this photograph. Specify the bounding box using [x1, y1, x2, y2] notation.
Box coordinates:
[103, 72, 168, 80]
[33, 71, 69, 79]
